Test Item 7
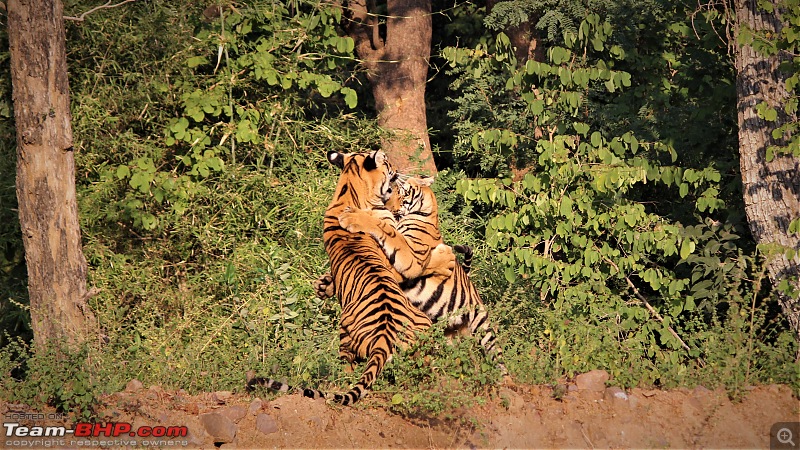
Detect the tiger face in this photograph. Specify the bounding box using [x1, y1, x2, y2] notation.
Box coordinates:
[327, 150, 398, 210]
[387, 175, 436, 218]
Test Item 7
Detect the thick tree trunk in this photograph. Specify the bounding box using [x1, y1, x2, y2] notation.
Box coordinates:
[345, 0, 436, 175]
[734, 0, 800, 349]
[8, 0, 96, 347]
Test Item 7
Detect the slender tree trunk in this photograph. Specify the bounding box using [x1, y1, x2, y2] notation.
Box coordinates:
[8, 0, 96, 347]
[734, 0, 800, 350]
[345, 0, 436, 175]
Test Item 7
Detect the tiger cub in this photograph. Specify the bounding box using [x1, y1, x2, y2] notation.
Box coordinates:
[319, 176, 507, 375]
[249, 150, 431, 406]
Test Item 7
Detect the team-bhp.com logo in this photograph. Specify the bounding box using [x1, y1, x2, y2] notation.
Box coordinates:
[5, 421, 189, 447]
[5, 422, 188, 438]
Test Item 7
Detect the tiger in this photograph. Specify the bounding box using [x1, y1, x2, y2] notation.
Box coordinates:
[317, 175, 507, 375]
[248, 150, 431, 406]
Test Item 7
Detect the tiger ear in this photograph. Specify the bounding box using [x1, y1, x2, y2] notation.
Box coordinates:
[328, 151, 344, 169]
[373, 151, 387, 166]
[416, 175, 434, 187]
[364, 150, 387, 171]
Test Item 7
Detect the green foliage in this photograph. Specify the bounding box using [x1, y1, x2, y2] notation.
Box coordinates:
[378, 323, 496, 416]
[740, 0, 800, 159]
[0, 339, 100, 420]
[440, 2, 797, 392]
[736, 0, 800, 242]
[0, 5, 29, 346]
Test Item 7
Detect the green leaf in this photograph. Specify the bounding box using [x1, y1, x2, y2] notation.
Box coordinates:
[341, 87, 358, 108]
[789, 218, 800, 235]
[573, 122, 590, 136]
[116, 165, 130, 180]
[560, 196, 573, 216]
[680, 239, 695, 259]
[391, 394, 404, 405]
[591, 132, 602, 147]
[764, 107, 778, 121]
[187, 56, 208, 68]
[504, 266, 517, 283]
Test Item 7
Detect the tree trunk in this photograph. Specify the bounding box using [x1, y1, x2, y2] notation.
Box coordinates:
[734, 0, 800, 350]
[8, 0, 96, 348]
[486, 0, 545, 65]
[345, 0, 436, 175]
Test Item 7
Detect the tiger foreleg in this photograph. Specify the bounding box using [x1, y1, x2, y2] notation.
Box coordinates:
[339, 207, 430, 279]
[426, 243, 456, 278]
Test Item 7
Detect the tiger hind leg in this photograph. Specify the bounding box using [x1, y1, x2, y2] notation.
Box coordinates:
[313, 272, 335, 299]
[454, 309, 508, 376]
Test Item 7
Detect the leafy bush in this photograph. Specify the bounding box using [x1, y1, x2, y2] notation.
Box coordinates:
[439, 4, 797, 393]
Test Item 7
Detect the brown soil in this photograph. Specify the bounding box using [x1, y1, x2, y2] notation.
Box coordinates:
[2, 378, 798, 449]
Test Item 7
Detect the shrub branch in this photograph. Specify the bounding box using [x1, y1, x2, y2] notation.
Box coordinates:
[64, 0, 136, 22]
[604, 257, 701, 363]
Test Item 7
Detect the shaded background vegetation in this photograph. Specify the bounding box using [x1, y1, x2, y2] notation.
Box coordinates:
[0, 0, 796, 417]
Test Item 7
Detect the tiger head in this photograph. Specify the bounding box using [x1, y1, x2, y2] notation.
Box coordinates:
[327, 150, 398, 209]
[386, 175, 436, 218]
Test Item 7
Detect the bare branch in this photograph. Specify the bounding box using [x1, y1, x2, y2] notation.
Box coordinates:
[64, 0, 136, 22]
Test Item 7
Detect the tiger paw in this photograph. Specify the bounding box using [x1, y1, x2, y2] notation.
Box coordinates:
[428, 243, 456, 278]
[312, 272, 335, 299]
[338, 209, 367, 234]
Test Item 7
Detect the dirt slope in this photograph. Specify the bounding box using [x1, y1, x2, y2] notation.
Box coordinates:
[2, 376, 798, 449]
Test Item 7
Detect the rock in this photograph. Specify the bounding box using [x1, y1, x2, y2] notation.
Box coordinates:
[220, 405, 247, 423]
[199, 412, 237, 443]
[692, 385, 712, 396]
[184, 402, 199, 415]
[145, 386, 161, 400]
[124, 379, 144, 392]
[499, 387, 524, 412]
[628, 394, 640, 409]
[574, 370, 610, 392]
[248, 399, 263, 416]
[562, 393, 579, 402]
[256, 413, 279, 435]
[186, 427, 207, 447]
[212, 391, 233, 404]
[308, 416, 325, 429]
[604, 386, 628, 404]
[688, 396, 704, 411]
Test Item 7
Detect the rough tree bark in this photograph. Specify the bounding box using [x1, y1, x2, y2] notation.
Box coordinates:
[344, 0, 436, 175]
[8, 0, 96, 347]
[734, 0, 800, 349]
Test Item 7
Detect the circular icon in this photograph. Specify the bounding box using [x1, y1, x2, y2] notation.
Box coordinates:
[778, 428, 795, 446]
